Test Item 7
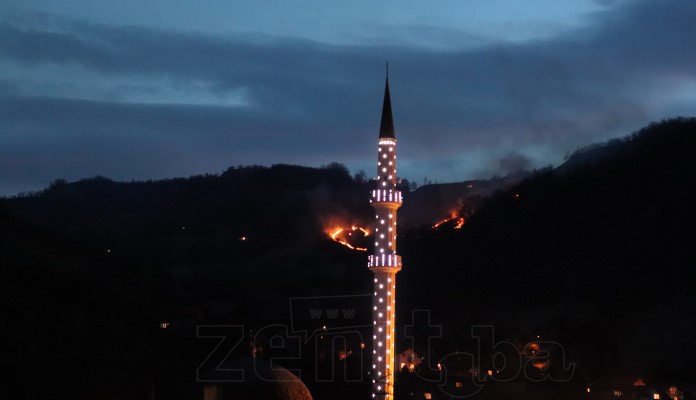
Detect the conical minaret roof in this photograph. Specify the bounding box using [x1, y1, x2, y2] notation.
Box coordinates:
[379, 71, 395, 139]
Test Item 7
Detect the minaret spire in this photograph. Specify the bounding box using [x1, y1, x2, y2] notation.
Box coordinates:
[379, 66, 395, 139]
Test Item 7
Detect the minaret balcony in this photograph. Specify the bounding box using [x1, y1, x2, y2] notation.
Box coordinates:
[368, 254, 402, 269]
[370, 189, 402, 205]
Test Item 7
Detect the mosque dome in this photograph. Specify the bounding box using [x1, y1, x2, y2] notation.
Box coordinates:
[201, 357, 313, 400]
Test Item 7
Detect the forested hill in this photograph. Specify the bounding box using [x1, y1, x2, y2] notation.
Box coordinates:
[397, 117, 695, 382]
[2, 117, 695, 399]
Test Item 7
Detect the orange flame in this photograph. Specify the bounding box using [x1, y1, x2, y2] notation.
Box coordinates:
[431, 218, 450, 229]
[431, 215, 466, 230]
[327, 225, 369, 251]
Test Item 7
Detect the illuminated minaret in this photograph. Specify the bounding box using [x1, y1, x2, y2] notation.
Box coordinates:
[369, 69, 402, 400]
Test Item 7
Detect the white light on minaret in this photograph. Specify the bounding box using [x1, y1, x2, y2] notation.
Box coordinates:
[368, 68, 402, 400]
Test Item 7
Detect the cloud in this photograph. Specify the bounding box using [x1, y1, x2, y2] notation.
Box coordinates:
[1, 0, 695, 195]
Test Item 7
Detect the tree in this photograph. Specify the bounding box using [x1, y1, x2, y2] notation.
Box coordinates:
[354, 170, 367, 184]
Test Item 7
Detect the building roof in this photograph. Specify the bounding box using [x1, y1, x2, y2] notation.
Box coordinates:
[201, 357, 313, 400]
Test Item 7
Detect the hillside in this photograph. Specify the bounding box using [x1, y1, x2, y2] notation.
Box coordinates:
[398, 117, 695, 384]
[2, 117, 695, 399]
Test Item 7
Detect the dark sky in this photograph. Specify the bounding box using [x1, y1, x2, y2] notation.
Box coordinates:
[1, 0, 695, 195]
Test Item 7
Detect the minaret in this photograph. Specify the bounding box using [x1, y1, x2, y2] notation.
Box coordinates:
[369, 69, 402, 400]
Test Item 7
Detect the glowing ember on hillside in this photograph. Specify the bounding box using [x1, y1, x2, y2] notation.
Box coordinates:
[431, 211, 465, 230]
[328, 225, 370, 251]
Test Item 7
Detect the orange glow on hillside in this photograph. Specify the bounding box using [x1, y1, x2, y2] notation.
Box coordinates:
[431, 211, 466, 230]
[327, 225, 370, 251]
[431, 218, 450, 229]
[532, 360, 549, 370]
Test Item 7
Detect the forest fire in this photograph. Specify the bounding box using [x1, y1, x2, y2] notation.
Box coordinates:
[327, 225, 370, 251]
[431, 211, 465, 230]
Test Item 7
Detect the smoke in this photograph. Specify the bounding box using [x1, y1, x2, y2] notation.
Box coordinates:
[498, 153, 532, 176]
